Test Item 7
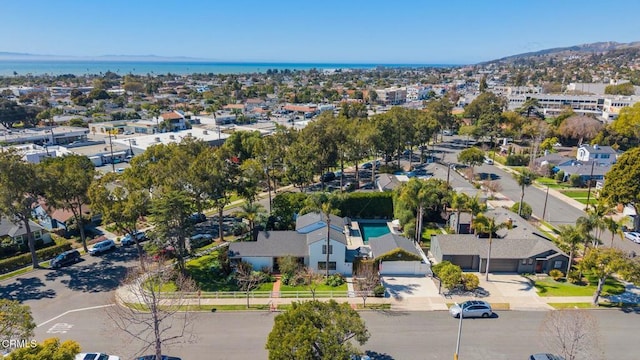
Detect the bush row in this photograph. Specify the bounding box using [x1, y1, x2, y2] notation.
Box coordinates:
[339, 192, 394, 219]
[0, 242, 72, 274]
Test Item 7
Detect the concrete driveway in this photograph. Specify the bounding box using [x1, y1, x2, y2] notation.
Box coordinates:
[381, 275, 439, 299]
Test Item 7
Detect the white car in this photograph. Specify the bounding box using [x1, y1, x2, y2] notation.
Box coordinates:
[624, 231, 640, 243]
[88, 239, 116, 255]
[76, 353, 120, 360]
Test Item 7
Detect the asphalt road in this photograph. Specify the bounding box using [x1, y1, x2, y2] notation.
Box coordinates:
[31, 308, 640, 360]
[0, 246, 139, 326]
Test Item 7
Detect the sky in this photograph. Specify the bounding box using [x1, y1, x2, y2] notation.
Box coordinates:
[2, 0, 640, 64]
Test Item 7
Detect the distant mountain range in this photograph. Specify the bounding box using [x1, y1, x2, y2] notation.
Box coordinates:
[0, 52, 211, 62]
[484, 41, 640, 64]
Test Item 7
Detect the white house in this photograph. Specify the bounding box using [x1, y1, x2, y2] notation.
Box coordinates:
[576, 144, 617, 166]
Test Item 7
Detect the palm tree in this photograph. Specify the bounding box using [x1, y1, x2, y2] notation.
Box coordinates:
[466, 195, 487, 234]
[472, 214, 508, 281]
[450, 192, 470, 234]
[555, 225, 583, 276]
[514, 170, 534, 217]
[238, 202, 266, 241]
[300, 193, 341, 277]
[603, 217, 625, 247]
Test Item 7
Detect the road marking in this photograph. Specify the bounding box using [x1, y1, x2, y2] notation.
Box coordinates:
[46, 322, 73, 334]
[37, 304, 115, 328]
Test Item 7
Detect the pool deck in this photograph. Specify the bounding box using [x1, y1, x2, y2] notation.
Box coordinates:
[346, 221, 400, 250]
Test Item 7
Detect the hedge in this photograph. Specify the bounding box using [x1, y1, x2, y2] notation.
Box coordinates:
[0, 242, 72, 274]
[339, 192, 394, 219]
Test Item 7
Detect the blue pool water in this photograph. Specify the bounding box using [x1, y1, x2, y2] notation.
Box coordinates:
[359, 222, 391, 243]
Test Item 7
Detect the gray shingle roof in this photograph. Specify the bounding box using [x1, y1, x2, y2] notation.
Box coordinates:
[433, 234, 564, 259]
[368, 233, 420, 258]
[295, 212, 344, 231]
[228, 231, 307, 258]
[305, 227, 347, 245]
[0, 217, 44, 238]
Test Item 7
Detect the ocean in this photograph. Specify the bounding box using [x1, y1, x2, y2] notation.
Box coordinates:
[0, 60, 454, 77]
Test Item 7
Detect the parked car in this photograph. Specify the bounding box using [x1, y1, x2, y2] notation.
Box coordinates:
[75, 353, 120, 360]
[361, 162, 373, 169]
[136, 356, 181, 360]
[189, 234, 213, 250]
[121, 231, 147, 246]
[321, 172, 336, 182]
[529, 354, 565, 360]
[483, 157, 494, 165]
[88, 239, 116, 255]
[449, 300, 493, 318]
[624, 231, 640, 243]
[188, 212, 207, 224]
[50, 249, 81, 268]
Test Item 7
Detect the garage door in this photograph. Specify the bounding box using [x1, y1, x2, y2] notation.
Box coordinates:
[485, 259, 519, 272]
[379, 261, 426, 275]
[451, 255, 474, 270]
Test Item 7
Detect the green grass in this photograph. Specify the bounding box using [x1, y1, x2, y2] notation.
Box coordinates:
[533, 274, 625, 297]
[185, 252, 239, 292]
[125, 303, 291, 312]
[0, 260, 52, 281]
[558, 189, 598, 205]
[547, 302, 598, 309]
[256, 282, 274, 291]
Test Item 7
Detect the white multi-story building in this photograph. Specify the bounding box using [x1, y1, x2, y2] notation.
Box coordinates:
[375, 87, 407, 105]
[406, 85, 430, 101]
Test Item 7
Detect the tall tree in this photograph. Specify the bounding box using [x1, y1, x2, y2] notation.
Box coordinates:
[555, 225, 583, 276]
[88, 172, 150, 269]
[457, 147, 485, 178]
[40, 155, 95, 252]
[580, 247, 639, 305]
[601, 147, 640, 231]
[540, 310, 601, 360]
[109, 260, 197, 359]
[5, 338, 80, 360]
[451, 192, 470, 234]
[514, 169, 535, 217]
[0, 299, 36, 344]
[237, 202, 266, 241]
[0, 151, 43, 267]
[149, 190, 193, 273]
[265, 300, 370, 360]
[472, 214, 508, 281]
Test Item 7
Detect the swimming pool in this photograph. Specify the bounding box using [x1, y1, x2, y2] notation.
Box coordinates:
[359, 222, 391, 243]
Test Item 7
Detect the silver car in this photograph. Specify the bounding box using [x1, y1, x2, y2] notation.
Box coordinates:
[624, 231, 640, 243]
[449, 300, 493, 318]
[88, 239, 116, 255]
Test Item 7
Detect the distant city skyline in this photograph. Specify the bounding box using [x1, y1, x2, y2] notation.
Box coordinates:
[2, 0, 640, 64]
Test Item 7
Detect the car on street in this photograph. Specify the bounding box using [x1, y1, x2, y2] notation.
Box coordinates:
[529, 354, 565, 360]
[483, 157, 494, 165]
[362, 162, 373, 169]
[50, 249, 81, 268]
[88, 239, 116, 255]
[136, 356, 182, 360]
[188, 212, 207, 224]
[121, 231, 147, 246]
[321, 172, 336, 182]
[624, 231, 640, 243]
[75, 353, 120, 360]
[449, 300, 493, 318]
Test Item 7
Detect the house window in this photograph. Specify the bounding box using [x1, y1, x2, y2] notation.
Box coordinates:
[521, 259, 527, 265]
[554, 260, 562, 269]
[34, 231, 42, 240]
[317, 261, 337, 270]
[322, 245, 333, 255]
[14, 235, 23, 244]
[528, 259, 533, 265]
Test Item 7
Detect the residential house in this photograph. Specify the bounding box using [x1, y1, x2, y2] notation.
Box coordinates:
[229, 212, 354, 275]
[32, 201, 100, 235]
[431, 209, 568, 274]
[0, 217, 52, 247]
[576, 144, 617, 166]
[159, 111, 187, 131]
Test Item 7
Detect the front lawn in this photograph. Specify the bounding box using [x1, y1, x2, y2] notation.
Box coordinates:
[532, 274, 625, 297]
[279, 283, 348, 292]
[185, 252, 239, 291]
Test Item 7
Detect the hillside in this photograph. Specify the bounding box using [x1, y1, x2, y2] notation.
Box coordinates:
[483, 41, 640, 65]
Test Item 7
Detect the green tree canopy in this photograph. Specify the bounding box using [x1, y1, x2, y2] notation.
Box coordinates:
[610, 102, 640, 140]
[457, 147, 485, 169]
[265, 300, 370, 360]
[5, 338, 80, 360]
[0, 299, 35, 345]
[601, 147, 640, 230]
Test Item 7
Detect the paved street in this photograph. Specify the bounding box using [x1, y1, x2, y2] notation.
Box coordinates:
[30, 308, 640, 359]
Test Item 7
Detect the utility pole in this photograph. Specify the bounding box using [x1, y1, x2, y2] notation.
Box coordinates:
[454, 310, 463, 360]
[585, 161, 596, 211]
[446, 163, 451, 187]
[108, 131, 115, 173]
[542, 185, 550, 222]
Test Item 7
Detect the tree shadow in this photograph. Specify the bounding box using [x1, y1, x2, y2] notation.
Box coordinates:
[0, 276, 56, 302]
[60, 259, 129, 293]
[364, 350, 396, 359]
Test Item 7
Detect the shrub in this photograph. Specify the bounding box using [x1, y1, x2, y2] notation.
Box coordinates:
[555, 170, 565, 182]
[506, 154, 530, 166]
[549, 269, 564, 280]
[438, 262, 463, 290]
[511, 202, 533, 219]
[569, 174, 582, 187]
[324, 274, 346, 287]
[431, 260, 453, 278]
[373, 284, 385, 297]
[567, 269, 581, 284]
[462, 273, 480, 291]
[0, 242, 72, 274]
